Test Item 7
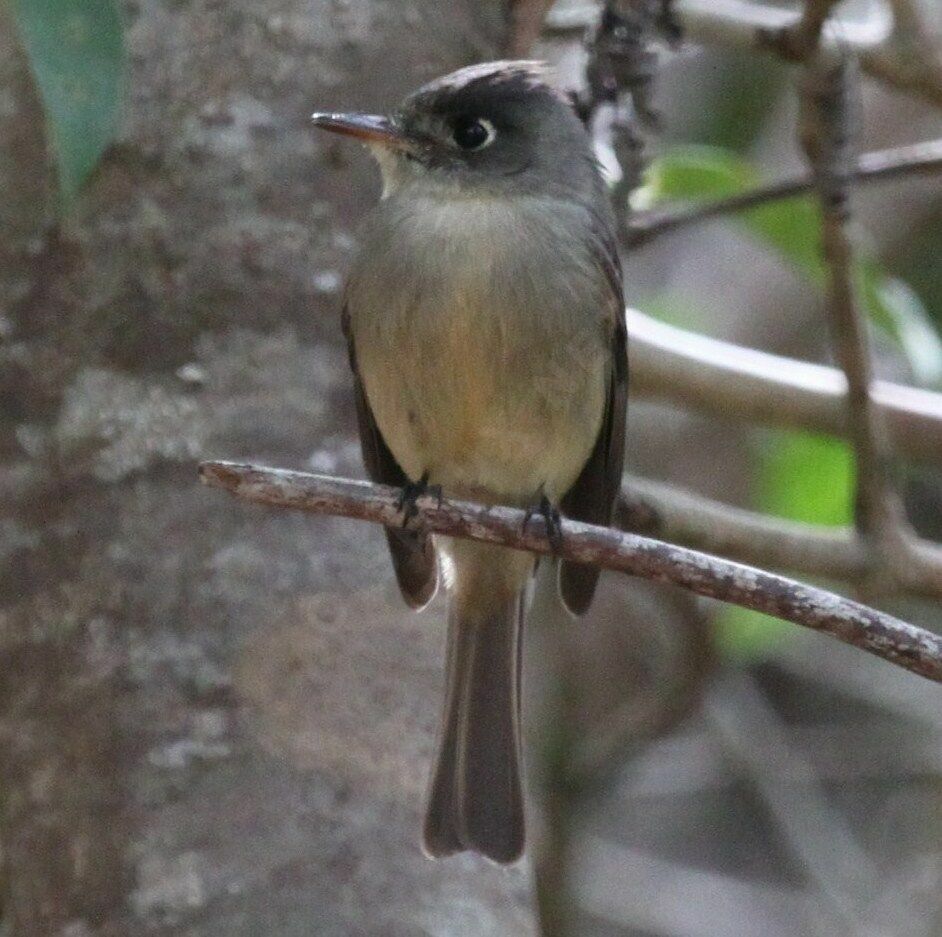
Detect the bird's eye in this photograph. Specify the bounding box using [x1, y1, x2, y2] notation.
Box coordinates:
[452, 116, 495, 151]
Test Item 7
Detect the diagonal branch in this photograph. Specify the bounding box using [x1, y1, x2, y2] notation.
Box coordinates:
[199, 461, 942, 684]
[625, 138, 942, 246]
[618, 476, 867, 580]
[862, 0, 942, 109]
[618, 475, 942, 599]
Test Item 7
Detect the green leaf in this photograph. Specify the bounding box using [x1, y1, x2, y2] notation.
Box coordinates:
[860, 264, 942, 388]
[640, 146, 942, 387]
[11, 0, 123, 204]
[892, 214, 942, 333]
[634, 291, 708, 332]
[684, 50, 787, 154]
[756, 430, 854, 527]
[715, 429, 854, 659]
[715, 606, 790, 661]
[641, 146, 756, 202]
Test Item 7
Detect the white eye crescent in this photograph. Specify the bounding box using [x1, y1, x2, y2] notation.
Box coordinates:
[452, 116, 496, 151]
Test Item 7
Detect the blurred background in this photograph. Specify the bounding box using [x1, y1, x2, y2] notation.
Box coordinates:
[0, 0, 940, 934]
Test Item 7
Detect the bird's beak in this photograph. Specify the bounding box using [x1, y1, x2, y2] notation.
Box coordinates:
[310, 112, 410, 150]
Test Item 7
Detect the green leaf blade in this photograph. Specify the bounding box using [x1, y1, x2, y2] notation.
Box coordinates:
[11, 0, 124, 204]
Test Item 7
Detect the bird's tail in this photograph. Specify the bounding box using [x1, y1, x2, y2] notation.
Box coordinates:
[422, 542, 529, 864]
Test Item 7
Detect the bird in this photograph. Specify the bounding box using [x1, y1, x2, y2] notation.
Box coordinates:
[311, 60, 626, 865]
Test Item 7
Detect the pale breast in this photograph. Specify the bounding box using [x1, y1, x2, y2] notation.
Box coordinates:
[345, 193, 613, 504]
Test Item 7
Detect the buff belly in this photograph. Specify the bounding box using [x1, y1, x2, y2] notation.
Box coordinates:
[354, 303, 606, 507]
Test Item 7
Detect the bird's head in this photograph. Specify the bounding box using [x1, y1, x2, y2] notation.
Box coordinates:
[312, 61, 599, 201]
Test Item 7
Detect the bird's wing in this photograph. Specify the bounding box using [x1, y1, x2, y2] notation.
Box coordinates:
[558, 212, 627, 615]
[342, 304, 438, 609]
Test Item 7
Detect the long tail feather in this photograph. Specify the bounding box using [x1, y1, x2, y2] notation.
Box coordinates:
[422, 585, 525, 864]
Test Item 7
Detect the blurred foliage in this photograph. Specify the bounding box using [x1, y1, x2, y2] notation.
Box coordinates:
[717, 431, 854, 658]
[678, 48, 786, 153]
[890, 213, 942, 331]
[10, 0, 123, 206]
[756, 432, 854, 527]
[640, 146, 942, 388]
[636, 145, 936, 657]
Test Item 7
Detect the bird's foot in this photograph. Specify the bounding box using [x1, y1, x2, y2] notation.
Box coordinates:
[397, 472, 443, 527]
[522, 490, 563, 552]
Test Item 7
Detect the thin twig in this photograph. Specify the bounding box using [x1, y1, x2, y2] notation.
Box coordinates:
[625, 138, 942, 246]
[626, 308, 942, 465]
[198, 461, 942, 684]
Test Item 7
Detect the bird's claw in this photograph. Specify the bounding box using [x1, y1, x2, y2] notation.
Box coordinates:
[397, 472, 441, 527]
[522, 492, 563, 552]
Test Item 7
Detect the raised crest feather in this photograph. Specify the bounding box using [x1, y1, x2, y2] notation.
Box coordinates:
[408, 60, 568, 104]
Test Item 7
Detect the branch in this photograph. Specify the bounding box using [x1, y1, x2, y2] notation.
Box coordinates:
[779, 0, 848, 59]
[625, 138, 942, 246]
[198, 461, 942, 684]
[862, 0, 942, 109]
[864, 44, 942, 109]
[800, 59, 900, 540]
[619, 475, 942, 599]
[549, 0, 942, 109]
[578, 838, 825, 937]
[546, 0, 894, 56]
[619, 476, 866, 580]
[625, 308, 942, 465]
[504, 0, 556, 56]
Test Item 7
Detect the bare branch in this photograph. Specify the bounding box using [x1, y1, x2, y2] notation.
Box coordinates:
[505, 0, 556, 56]
[862, 0, 942, 109]
[626, 308, 942, 464]
[798, 57, 901, 546]
[619, 476, 867, 580]
[546, 0, 894, 56]
[199, 461, 942, 684]
[864, 45, 942, 108]
[625, 138, 942, 246]
[777, 0, 847, 59]
[626, 723, 942, 798]
[619, 475, 942, 599]
[549, 0, 942, 109]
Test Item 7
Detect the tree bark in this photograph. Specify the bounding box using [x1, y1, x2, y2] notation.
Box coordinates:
[0, 2, 539, 934]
